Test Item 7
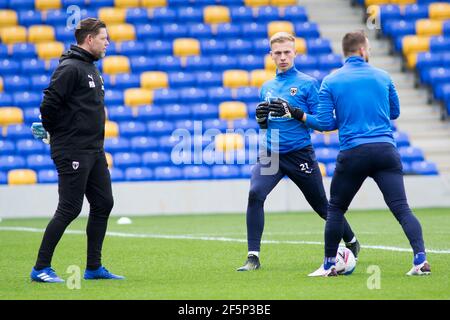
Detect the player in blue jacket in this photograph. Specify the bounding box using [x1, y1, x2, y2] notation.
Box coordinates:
[237, 32, 360, 271]
[298, 31, 430, 277]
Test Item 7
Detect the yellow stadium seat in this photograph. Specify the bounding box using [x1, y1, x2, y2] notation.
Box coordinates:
[318, 162, 326, 177]
[105, 121, 119, 139]
[35, 0, 61, 10]
[115, 0, 140, 8]
[223, 70, 250, 88]
[268, 21, 294, 38]
[141, 0, 167, 7]
[28, 25, 55, 43]
[271, 0, 297, 6]
[0, 10, 18, 27]
[250, 69, 275, 87]
[102, 56, 130, 75]
[36, 42, 64, 60]
[215, 133, 244, 152]
[0, 107, 23, 126]
[429, 3, 450, 20]
[98, 7, 126, 25]
[219, 101, 247, 120]
[105, 152, 113, 168]
[365, 0, 389, 5]
[295, 37, 307, 54]
[407, 53, 418, 70]
[402, 35, 430, 56]
[1, 26, 27, 44]
[140, 71, 169, 89]
[173, 38, 200, 57]
[416, 19, 443, 36]
[108, 23, 136, 42]
[124, 88, 153, 107]
[392, 0, 416, 4]
[264, 54, 277, 72]
[8, 169, 37, 185]
[244, 0, 270, 6]
[204, 6, 230, 24]
[0, 77, 3, 92]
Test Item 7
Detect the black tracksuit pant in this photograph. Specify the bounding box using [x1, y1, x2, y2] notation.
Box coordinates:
[34, 150, 113, 271]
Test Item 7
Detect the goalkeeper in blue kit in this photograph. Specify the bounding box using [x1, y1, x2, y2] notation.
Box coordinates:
[237, 32, 360, 271]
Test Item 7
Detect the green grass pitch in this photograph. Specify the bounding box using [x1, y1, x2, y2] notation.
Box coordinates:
[0, 208, 449, 300]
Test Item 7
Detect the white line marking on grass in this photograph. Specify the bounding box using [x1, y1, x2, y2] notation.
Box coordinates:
[2, 226, 450, 254]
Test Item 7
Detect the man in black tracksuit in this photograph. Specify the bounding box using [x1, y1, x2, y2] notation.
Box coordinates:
[30, 18, 124, 282]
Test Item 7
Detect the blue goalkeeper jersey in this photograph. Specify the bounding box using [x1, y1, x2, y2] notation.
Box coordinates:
[260, 65, 319, 153]
[305, 56, 400, 151]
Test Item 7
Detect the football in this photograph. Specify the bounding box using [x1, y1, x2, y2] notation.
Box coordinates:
[335, 247, 357, 275]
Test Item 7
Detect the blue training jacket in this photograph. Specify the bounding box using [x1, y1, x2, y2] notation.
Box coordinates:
[305, 56, 400, 151]
[260, 65, 319, 153]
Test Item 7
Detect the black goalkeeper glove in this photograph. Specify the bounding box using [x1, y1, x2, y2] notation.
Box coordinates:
[255, 101, 270, 129]
[269, 98, 305, 121]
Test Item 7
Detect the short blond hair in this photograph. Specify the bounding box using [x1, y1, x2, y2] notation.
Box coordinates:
[270, 32, 295, 48]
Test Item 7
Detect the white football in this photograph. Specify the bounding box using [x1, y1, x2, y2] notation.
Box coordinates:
[335, 247, 356, 275]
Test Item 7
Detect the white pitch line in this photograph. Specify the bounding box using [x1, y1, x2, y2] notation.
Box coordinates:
[1, 226, 450, 254]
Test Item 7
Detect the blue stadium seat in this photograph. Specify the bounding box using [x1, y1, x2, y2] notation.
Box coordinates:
[318, 54, 343, 70]
[27, 154, 54, 170]
[240, 164, 254, 178]
[147, 120, 175, 136]
[235, 87, 259, 103]
[12, 43, 36, 59]
[315, 148, 338, 164]
[18, 9, 43, 26]
[152, 7, 177, 24]
[195, 71, 222, 87]
[104, 137, 130, 153]
[311, 133, 326, 148]
[125, 167, 153, 181]
[325, 132, 340, 148]
[62, 0, 89, 7]
[0, 140, 15, 155]
[30, 75, 51, 92]
[379, 5, 402, 28]
[192, 103, 219, 120]
[416, 52, 442, 72]
[0, 59, 21, 76]
[230, 6, 253, 23]
[0, 171, 6, 184]
[398, 146, 425, 163]
[404, 4, 429, 21]
[162, 23, 189, 40]
[153, 88, 180, 105]
[175, 119, 196, 133]
[4, 76, 30, 93]
[113, 152, 141, 169]
[177, 7, 203, 23]
[185, 56, 212, 71]
[326, 163, 336, 177]
[434, 83, 450, 102]
[46, 10, 69, 26]
[256, 6, 280, 22]
[307, 38, 332, 55]
[126, 8, 149, 24]
[180, 87, 208, 104]
[242, 23, 267, 39]
[207, 87, 233, 103]
[411, 161, 438, 175]
[284, 6, 308, 22]
[114, 73, 141, 89]
[135, 24, 162, 41]
[253, 38, 270, 55]
[0, 92, 13, 106]
[130, 136, 159, 153]
[0, 155, 26, 170]
[159, 135, 182, 152]
[21, 59, 46, 75]
[212, 165, 241, 179]
[189, 23, 213, 39]
[104, 90, 124, 106]
[130, 56, 158, 73]
[216, 23, 242, 39]
[142, 151, 171, 167]
[119, 121, 147, 138]
[295, 22, 320, 39]
[226, 39, 253, 55]
[393, 131, 410, 147]
[203, 119, 228, 132]
[237, 54, 265, 70]
[165, 104, 192, 120]
[9, 0, 34, 10]
[16, 139, 45, 155]
[37, 169, 58, 184]
[385, 20, 415, 38]
[137, 105, 165, 121]
[154, 166, 183, 180]
[0, 45, 7, 59]
[169, 72, 196, 88]
[109, 167, 125, 182]
[119, 41, 146, 57]
[156, 56, 182, 72]
[88, 0, 113, 7]
[430, 36, 450, 53]
[295, 55, 318, 70]
[6, 124, 32, 140]
[146, 40, 173, 56]
[107, 106, 134, 122]
[200, 39, 227, 56]
[183, 166, 211, 180]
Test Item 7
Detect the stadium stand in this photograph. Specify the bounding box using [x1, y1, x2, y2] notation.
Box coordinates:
[0, 0, 440, 185]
